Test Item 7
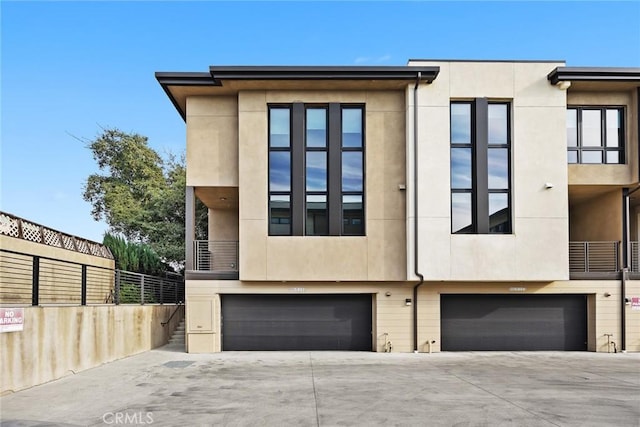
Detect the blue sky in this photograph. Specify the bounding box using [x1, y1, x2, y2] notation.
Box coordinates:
[2, 1, 639, 243]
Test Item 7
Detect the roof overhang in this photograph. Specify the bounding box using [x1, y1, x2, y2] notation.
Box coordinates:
[156, 66, 440, 120]
[548, 67, 640, 90]
[208, 65, 439, 82]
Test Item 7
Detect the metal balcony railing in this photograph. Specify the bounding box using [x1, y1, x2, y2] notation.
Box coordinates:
[193, 241, 239, 272]
[569, 241, 619, 273]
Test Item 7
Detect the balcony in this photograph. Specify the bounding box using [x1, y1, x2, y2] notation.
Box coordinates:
[186, 240, 239, 280]
[569, 241, 640, 279]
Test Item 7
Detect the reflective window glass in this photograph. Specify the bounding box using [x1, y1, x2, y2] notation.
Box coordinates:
[306, 195, 328, 236]
[343, 195, 364, 235]
[568, 151, 578, 164]
[606, 151, 621, 164]
[269, 152, 291, 191]
[567, 109, 577, 147]
[451, 103, 471, 144]
[270, 108, 290, 147]
[488, 104, 508, 145]
[606, 109, 620, 148]
[306, 152, 327, 191]
[488, 148, 509, 189]
[342, 108, 363, 148]
[269, 195, 291, 235]
[582, 110, 602, 147]
[342, 152, 363, 191]
[489, 193, 510, 233]
[452, 193, 472, 233]
[451, 148, 472, 189]
[582, 151, 602, 163]
[306, 109, 327, 147]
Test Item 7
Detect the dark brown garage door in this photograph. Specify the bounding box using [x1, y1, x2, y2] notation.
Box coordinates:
[221, 294, 372, 351]
[441, 294, 587, 351]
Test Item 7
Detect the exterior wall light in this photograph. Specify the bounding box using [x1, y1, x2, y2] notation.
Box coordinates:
[556, 81, 571, 90]
[405, 298, 412, 306]
[604, 292, 611, 297]
[545, 182, 554, 189]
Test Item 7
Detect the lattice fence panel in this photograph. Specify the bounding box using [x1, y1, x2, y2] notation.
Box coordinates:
[0, 213, 20, 237]
[87, 242, 101, 257]
[21, 221, 42, 243]
[75, 238, 90, 254]
[43, 229, 63, 248]
[61, 234, 76, 251]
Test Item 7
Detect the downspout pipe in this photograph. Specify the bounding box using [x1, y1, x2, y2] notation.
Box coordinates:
[412, 72, 425, 352]
[622, 188, 629, 353]
[621, 185, 640, 352]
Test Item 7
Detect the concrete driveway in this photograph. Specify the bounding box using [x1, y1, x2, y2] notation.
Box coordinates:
[1, 346, 638, 426]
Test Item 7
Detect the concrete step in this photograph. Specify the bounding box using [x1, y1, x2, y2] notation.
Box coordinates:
[167, 318, 186, 346]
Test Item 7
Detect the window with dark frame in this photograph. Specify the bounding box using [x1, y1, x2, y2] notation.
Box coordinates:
[567, 107, 624, 164]
[268, 103, 365, 236]
[268, 107, 292, 236]
[450, 99, 512, 234]
[341, 107, 364, 236]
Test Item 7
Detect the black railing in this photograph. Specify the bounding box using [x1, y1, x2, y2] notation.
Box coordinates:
[0, 249, 183, 306]
[567, 241, 640, 279]
[193, 240, 239, 272]
[569, 241, 620, 273]
[161, 301, 184, 327]
[115, 270, 184, 305]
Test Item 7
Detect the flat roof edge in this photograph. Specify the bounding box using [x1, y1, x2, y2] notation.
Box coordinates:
[548, 67, 640, 84]
[208, 65, 440, 82]
[155, 72, 218, 86]
[409, 59, 566, 64]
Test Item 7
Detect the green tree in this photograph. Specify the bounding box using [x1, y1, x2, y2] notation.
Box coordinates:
[83, 128, 207, 268]
[103, 233, 163, 275]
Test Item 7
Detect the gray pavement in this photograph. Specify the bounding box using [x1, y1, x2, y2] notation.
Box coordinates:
[1, 346, 639, 427]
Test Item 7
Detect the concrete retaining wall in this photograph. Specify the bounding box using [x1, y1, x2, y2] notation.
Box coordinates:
[0, 304, 184, 394]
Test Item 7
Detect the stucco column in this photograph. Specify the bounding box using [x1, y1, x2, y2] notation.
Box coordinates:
[185, 186, 195, 271]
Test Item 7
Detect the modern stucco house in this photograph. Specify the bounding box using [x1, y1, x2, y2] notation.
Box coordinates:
[156, 60, 640, 353]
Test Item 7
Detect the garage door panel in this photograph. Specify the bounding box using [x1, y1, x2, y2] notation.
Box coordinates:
[222, 294, 372, 351]
[224, 320, 355, 336]
[441, 294, 587, 351]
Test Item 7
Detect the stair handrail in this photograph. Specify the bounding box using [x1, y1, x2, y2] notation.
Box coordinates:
[161, 300, 184, 327]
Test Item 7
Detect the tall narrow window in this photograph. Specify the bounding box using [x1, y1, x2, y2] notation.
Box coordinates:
[268, 104, 365, 236]
[342, 107, 364, 235]
[487, 104, 510, 233]
[450, 103, 473, 233]
[567, 107, 624, 164]
[305, 108, 328, 235]
[269, 107, 292, 235]
[450, 99, 511, 234]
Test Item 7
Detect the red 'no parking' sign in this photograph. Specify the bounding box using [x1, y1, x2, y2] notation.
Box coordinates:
[0, 308, 24, 333]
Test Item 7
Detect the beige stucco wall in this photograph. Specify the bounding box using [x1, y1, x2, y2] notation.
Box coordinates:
[567, 91, 637, 186]
[417, 280, 640, 353]
[0, 304, 183, 394]
[407, 61, 569, 281]
[238, 90, 407, 282]
[570, 189, 622, 241]
[185, 279, 640, 354]
[185, 280, 415, 353]
[186, 96, 239, 187]
[208, 208, 239, 241]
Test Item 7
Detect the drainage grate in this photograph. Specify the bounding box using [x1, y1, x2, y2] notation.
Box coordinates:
[162, 361, 194, 369]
